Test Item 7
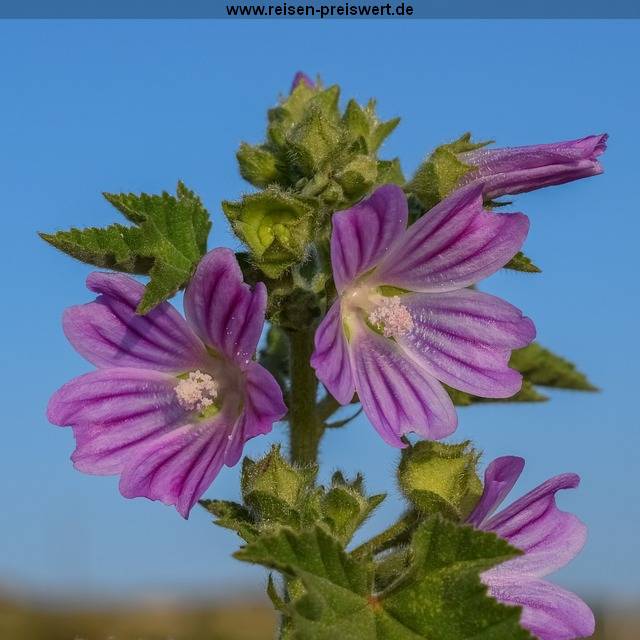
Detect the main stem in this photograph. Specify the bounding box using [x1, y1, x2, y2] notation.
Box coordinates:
[287, 328, 324, 465]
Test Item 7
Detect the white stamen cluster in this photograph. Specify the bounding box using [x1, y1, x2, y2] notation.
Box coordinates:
[175, 370, 219, 412]
[368, 296, 414, 338]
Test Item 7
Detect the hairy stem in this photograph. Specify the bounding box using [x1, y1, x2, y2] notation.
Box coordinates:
[351, 511, 419, 559]
[287, 328, 324, 465]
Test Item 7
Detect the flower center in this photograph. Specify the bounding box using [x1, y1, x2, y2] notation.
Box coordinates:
[175, 370, 219, 412]
[368, 296, 414, 338]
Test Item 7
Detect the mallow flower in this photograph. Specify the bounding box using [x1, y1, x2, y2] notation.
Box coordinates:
[311, 183, 535, 446]
[467, 457, 595, 640]
[47, 248, 287, 518]
[458, 134, 608, 199]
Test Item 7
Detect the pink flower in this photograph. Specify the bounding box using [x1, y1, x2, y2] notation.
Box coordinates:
[459, 134, 608, 199]
[47, 248, 287, 518]
[311, 184, 535, 447]
[468, 457, 595, 640]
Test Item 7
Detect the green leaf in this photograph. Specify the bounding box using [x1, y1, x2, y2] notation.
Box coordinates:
[236, 520, 531, 639]
[504, 251, 541, 273]
[379, 519, 532, 639]
[40, 181, 211, 314]
[445, 342, 595, 406]
[398, 441, 482, 520]
[39, 224, 154, 274]
[199, 499, 259, 542]
[406, 133, 491, 213]
[510, 343, 597, 391]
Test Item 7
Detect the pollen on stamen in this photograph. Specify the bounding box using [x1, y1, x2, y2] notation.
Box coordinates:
[368, 296, 414, 338]
[175, 370, 219, 412]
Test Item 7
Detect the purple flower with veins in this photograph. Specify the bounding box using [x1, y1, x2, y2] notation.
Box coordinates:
[468, 457, 595, 640]
[459, 134, 608, 199]
[311, 183, 536, 447]
[290, 71, 314, 92]
[47, 248, 287, 518]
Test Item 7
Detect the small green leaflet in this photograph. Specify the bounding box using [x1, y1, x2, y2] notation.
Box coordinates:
[40, 181, 211, 314]
[235, 519, 532, 640]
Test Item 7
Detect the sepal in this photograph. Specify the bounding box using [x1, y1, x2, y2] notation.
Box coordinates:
[222, 188, 314, 278]
[406, 132, 491, 212]
[236, 143, 281, 188]
[398, 441, 482, 520]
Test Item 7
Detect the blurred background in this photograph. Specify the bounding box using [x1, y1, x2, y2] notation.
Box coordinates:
[1, 18, 639, 639]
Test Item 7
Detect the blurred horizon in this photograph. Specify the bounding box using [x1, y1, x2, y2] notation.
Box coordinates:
[1, 18, 639, 610]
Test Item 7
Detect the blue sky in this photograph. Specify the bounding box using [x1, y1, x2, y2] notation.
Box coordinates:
[1, 20, 638, 605]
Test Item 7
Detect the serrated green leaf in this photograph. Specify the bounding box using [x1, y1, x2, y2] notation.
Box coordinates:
[199, 499, 259, 541]
[510, 343, 597, 391]
[236, 520, 531, 639]
[39, 224, 153, 274]
[41, 181, 211, 314]
[445, 342, 595, 407]
[504, 251, 541, 273]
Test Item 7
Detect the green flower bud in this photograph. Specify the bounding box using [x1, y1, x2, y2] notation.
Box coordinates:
[222, 188, 314, 279]
[241, 446, 318, 524]
[376, 158, 405, 186]
[236, 143, 280, 188]
[335, 155, 378, 199]
[288, 107, 343, 175]
[321, 472, 385, 544]
[398, 441, 483, 520]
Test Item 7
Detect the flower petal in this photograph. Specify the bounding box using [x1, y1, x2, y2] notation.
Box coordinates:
[482, 577, 595, 640]
[350, 325, 457, 447]
[373, 185, 529, 292]
[47, 368, 186, 475]
[331, 184, 408, 294]
[482, 473, 586, 578]
[396, 289, 535, 397]
[311, 301, 355, 404]
[223, 362, 287, 467]
[119, 421, 229, 518]
[184, 248, 267, 366]
[467, 456, 525, 527]
[460, 134, 608, 199]
[63, 272, 208, 372]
